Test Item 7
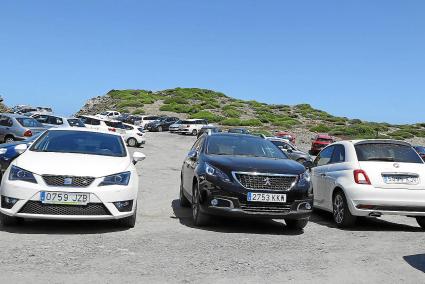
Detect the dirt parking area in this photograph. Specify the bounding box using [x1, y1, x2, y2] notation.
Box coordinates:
[0, 132, 424, 283]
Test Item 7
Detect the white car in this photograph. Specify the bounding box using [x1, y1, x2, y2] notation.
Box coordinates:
[32, 114, 85, 128]
[139, 115, 164, 128]
[122, 123, 146, 147]
[310, 139, 425, 228]
[0, 128, 145, 228]
[169, 120, 182, 133]
[96, 111, 121, 120]
[178, 119, 209, 136]
[78, 115, 125, 135]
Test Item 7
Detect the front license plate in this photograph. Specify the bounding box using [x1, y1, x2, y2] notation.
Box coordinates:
[40, 192, 89, 205]
[247, 192, 286, 203]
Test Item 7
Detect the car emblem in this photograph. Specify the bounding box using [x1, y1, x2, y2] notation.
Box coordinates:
[64, 177, 73, 185]
[393, 163, 400, 168]
[264, 177, 271, 186]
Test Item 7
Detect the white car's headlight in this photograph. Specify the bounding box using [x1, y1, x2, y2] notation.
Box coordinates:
[99, 172, 131, 186]
[9, 165, 37, 183]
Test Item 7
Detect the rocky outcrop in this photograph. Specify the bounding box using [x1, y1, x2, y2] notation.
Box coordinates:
[0, 96, 10, 112]
[76, 95, 118, 116]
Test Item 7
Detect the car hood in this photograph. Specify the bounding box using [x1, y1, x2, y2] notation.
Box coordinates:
[14, 151, 131, 178]
[204, 155, 305, 175]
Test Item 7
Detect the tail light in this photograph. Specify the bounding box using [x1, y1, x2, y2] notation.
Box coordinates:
[23, 130, 32, 137]
[354, 170, 371, 185]
[108, 128, 116, 132]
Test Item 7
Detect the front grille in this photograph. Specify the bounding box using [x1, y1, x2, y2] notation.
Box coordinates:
[234, 172, 298, 191]
[239, 202, 291, 213]
[43, 175, 95, 187]
[19, 201, 111, 215]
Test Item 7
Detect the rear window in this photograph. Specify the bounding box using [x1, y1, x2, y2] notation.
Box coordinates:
[104, 121, 124, 128]
[355, 143, 423, 164]
[317, 138, 333, 142]
[67, 119, 85, 127]
[16, 118, 43, 128]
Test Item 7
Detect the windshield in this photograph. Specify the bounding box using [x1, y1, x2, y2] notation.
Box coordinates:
[415, 146, 425, 153]
[31, 130, 127, 157]
[355, 143, 423, 164]
[67, 119, 85, 127]
[16, 118, 44, 128]
[206, 135, 287, 159]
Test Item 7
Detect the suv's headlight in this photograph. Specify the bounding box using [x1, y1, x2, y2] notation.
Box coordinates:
[298, 171, 311, 187]
[205, 163, 231, 183]
[99, 172, 131, 186]
[9, 165, 37, 183]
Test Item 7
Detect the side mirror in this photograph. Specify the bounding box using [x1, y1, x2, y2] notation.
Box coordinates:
[132, 152, 146, 164]
[287, 149, 293, 153]
[303, 160, 314, 169]
[187, 150, 198, 160]
[15, 144, 28, 155]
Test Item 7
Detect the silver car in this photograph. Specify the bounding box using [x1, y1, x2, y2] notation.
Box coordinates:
[266, 137, 313, 164]
[0, 113, 47, 143]
[32, 114, 85, 128]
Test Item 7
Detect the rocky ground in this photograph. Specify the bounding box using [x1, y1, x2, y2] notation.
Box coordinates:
[0, 132, 424, 283]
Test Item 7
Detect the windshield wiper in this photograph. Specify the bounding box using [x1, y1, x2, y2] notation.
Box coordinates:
[366, 157, 395, 162]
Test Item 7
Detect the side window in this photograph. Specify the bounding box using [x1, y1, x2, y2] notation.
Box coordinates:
[191, 137, 205, 152]
[0, 116, 9, 126]
[330, 145, 346, 164]
[92, 119, 101, 126]
[315, 146, 335, 167]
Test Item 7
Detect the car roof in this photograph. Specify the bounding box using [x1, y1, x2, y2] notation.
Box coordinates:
[79, 115, 120, 122]
[316, 134, 333, 138]
[0, 113, 31, 118]
[209, 133, 260, 139]
[46, 127, 122, 136]
[349, 139, 412, 147]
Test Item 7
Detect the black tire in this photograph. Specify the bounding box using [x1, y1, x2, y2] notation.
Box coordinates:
[192, 183, 210, 226]
[4, 136, 14, 144]
[333, 191, 356, 228]
[192, 129, 198, 136]
[416, 217, 425, 230]
[119, 203, 137, 228]
[127, 138, 138, 147]
[0, 212, 19, 226]
[179, 182, 190, 208]
[285, 218, 309, 230]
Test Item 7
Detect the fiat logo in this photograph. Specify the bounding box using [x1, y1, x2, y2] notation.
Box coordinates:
[393, 163, 400, 168]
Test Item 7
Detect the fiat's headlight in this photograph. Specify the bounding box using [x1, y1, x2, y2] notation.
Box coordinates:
[99, 172, 131, 186]
[9, 165, 37, 183]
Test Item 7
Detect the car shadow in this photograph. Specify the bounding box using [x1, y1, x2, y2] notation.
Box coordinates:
[310, 209, 422, 232]
[171, 199, 304, 235]
[404, 254, 425, 273]
[0, 219, 129, 235]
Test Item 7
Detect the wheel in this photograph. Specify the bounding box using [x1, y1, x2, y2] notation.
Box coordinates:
[158, 126, 163, 132]
[127, 138, 138, 147]
[0, 212, 19, 226]
[285, 218, 309, 230]
[119, 203, 137, 228]
[4, 136, 14, 144]
[416, 217, 425, 230]
[179, 181, 190, 208]
[333, 191, 356, 227]
[296, 158, 306, 164]
[191, 129, 198, 136]
[192, 183, 210, 226]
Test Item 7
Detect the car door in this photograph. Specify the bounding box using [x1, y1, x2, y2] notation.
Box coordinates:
[311, 145, 335, 208]
[182, 136, 205, 197]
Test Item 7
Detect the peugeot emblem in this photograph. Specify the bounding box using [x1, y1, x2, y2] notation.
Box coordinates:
[264, 177, 271, 186]
[64, 177, 73, 185]
[393, 163, 400, 168]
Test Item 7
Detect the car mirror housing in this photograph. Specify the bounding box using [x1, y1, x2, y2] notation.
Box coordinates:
[15, 144, 28, 155]
[187, 150, 198, 160]
[303, 160, 314, 169]
[132, 152, 146, 164]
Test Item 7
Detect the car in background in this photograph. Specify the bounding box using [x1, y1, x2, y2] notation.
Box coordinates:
[140, 115, 164, 128]
[0, 114, 47, 143]
[178, 119, 209, 136]
[310, 134, 335, 155]
[275, 131, 296, 144]
[96, 111, 121, 120]
[413, 146, 425, 161]
[117, 114, 142, 126]
[180, 133, 313, 229]
[77, 115, 125, 134]
[32, 114, 85, 128]
[169, 120, 182, 133]
[310, 140, 425, 229]
[228, 128, 250, 134]
[266, 137, 312, 164]
[0, 128, 146, 227]
[146, 117, 179, 132]
[122, 123, 146, 147]
[197, 126, 221, 137]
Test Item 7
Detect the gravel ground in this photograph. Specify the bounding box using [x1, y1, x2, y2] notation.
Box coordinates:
[0, 132, 424, 283]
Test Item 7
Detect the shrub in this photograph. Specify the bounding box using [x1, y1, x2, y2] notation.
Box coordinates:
[310, 124, 331, 133]
[159, 103, 200, 114]
[163, 97, 188, 105]
[116, 100, 144, 108]
[222, 106, 241, 118]
[221, 118, 262, 127]
[132, 108, 145, 115]
[329, 125, 377, 138]
[388, 130, 414, 139]
[189, 111, 224, 123]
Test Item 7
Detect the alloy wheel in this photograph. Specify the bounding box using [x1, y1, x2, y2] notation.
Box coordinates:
[192, 187, 200, 220]
[333, 194, 344, 224]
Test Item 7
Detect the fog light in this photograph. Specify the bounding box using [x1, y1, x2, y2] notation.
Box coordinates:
[113, 200, 133, 212]
[305, 203, 311, 210]
[1, 196, 19, 209]
[211, 199, 218, 206]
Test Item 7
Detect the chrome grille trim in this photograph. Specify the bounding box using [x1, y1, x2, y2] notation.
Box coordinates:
[232, 172, 298, 191]
[42, 175, 95, 187]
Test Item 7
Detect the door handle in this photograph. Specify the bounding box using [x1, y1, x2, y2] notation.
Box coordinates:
[320, 173, 327, 177]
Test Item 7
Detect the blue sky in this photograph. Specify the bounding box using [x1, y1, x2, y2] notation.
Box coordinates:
[0, 1, 424, 123]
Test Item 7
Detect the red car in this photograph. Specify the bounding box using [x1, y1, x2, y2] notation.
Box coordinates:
[310, 134, 335, 155]
[275, 131, 296, 144]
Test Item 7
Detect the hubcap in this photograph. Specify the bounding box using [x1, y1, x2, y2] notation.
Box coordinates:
[333, 194, 344, 224]
[192, 188, 199, 219]
[129, 139, 136, 146]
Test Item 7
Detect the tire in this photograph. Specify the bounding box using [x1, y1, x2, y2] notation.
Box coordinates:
[119, 203, 137, 228]
[296, 158, 306, 164]
[416, 217, 425, 230]
[192, 129, 198, 136]
[158, 126, 163, 132]
[4, 136, 14, 144]
[179, 181, 190, 208]
[0, 212, 19, 226]
[333, 191, 356, 228]
[192, 183, 210, 226]
[127, 138, 138, 147]
[285, 218, 309, 230]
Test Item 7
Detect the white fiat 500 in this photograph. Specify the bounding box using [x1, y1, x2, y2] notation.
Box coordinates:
[0, 128, 145, 228]
[310, 140, 425, 228]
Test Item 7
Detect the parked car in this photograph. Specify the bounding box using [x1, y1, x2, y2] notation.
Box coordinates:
[180, 133, 313, 229]
[140, 115, 165, 128]
[275, 131, 296, 144]
[0, 128, 146, 227]
[122, 123, 146, 147]
[310, 139, 425, 228]
[96, 111, 121, 120]
[77, 115, 125, 134]
[228, 128, 250, 134]
[178, 119, 209, 136]
[32, 114, 85, 128]
[0, 113, 47, 143]
[146, 117, 179, 132]
[310, 134, 335, 155]
[169, 120, 182, 133]
[197, 126, 221, 137]
[266, 137, 313, 164]
[413, 146, 425, 161]
[117, 114, 142, 126]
